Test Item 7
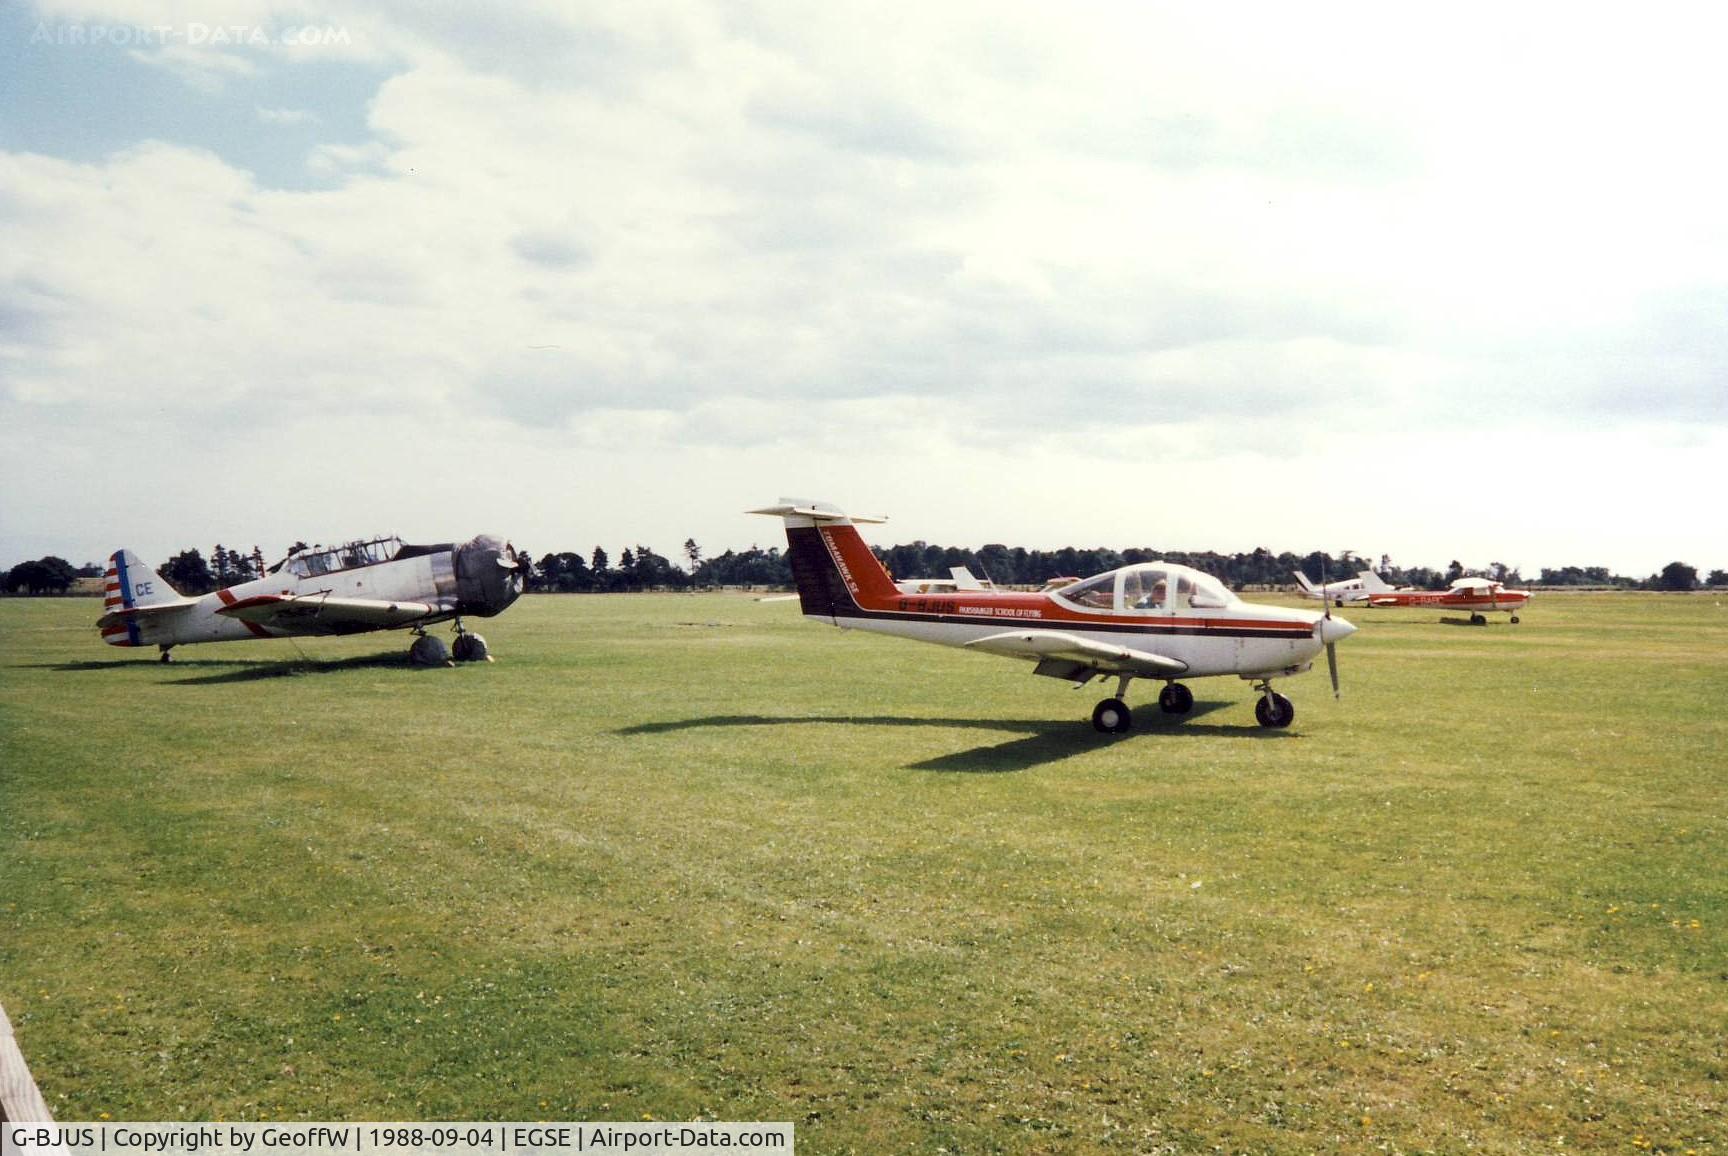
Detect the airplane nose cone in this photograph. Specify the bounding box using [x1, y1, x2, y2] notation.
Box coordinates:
[1319, 615, 1358, 646]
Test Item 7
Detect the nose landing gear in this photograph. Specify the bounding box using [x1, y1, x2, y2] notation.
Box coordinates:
[1251, 680, 1295, 728]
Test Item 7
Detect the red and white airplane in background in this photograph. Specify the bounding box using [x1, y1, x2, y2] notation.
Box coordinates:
[752, 499, 1357, 732]
[99, 534, 527, 664]
[1366, 576, 1530, 624]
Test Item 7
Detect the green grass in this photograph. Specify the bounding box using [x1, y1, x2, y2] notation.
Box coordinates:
[2, 592, 1725, 1152]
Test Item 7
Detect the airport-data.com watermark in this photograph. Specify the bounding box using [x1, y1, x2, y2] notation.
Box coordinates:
[28, 22, 354, 48]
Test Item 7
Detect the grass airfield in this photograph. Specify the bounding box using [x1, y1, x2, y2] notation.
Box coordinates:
[2, 591, 1724, 1153]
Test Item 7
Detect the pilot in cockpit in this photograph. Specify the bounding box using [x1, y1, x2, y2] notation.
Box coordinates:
[1127, 570, 1167, 610]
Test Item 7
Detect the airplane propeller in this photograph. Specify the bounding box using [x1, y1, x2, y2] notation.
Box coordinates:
[1319, 552, 1342, 699]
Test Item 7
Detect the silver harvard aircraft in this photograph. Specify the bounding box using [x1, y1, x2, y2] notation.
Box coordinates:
[98, 534, 527, 664]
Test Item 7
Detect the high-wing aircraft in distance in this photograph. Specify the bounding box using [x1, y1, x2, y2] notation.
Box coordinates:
[1366, 576, 1529, 624]
[1291, 569, 1391, 605]
[98, 534, 528, 664]
[752, 500, 1358, 732]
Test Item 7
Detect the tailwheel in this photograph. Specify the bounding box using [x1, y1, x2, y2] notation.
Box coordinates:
[158, 647, 173, 664]
[1254, 690, 1295, 729]
[1091, 698, 1133, 734]
[1158, 682, 1194, 715]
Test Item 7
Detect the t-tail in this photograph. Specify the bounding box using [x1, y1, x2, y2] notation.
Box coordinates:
[99, 550, 195, 646]
[749, 499, 897, 622]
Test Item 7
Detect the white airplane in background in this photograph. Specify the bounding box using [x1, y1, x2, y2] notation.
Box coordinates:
[895, 566, 994, 595]
[99, 534, 527, 664]
[753, 500, 1357, 733]
[1291, 569, 1392, 606]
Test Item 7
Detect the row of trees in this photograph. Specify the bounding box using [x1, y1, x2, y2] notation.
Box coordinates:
[6, 545, 1725, 596]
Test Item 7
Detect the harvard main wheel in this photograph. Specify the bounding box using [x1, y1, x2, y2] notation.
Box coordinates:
[1158, 683, 1194, 715]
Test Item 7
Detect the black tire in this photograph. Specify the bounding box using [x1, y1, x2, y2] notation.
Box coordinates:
[1254, 692, 1295, 729]
[1158, 683, 1194, 715]
[1510, 615, 1520, 624]
[452, 633, 490, 662]
[409, 634, 452, 666]
[1091, 698, 1132, 734]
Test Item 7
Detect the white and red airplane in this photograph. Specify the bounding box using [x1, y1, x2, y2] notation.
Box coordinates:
[1366, 576, 1529, 624]
[752, 499, 1358, 732]
[98, 534, 527, 664]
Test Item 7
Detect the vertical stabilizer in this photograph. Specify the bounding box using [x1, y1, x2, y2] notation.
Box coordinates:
[749, 499, 897, 621]
[106, 550, 180, 611]
[100, 550, 182, 647]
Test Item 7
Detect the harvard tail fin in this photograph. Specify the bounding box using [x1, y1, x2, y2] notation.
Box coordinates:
[98, 550, 200, 647]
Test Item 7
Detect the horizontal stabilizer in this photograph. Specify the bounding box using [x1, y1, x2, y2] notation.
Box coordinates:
[748, 500, 888, 525]
[965, 629, 1189, 679]
[217, 593, 442, 632]
[96, 599, 199, 629]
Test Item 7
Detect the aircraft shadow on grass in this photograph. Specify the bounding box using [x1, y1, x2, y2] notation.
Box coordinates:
[34, 653, 424, 684]
[619, 699, 1287, 775]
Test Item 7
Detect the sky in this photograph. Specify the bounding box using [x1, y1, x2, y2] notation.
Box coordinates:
[2, 2, 1724, 579]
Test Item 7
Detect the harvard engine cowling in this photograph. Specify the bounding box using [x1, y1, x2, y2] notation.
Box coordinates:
[453, 535, 527, 617]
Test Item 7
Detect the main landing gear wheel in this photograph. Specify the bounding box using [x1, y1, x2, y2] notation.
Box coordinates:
[1469, 613, 1487, 625]
[409, 634, 452, 667]
[1091, 698, 1133, 734]
[1254, 691, 1295, 729]
[1158, 683, 1194, 715]
[452, 632, 492, 663]
[1510, 615, 1520, 624]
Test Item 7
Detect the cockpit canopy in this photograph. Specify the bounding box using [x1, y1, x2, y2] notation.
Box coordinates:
[272, 536, 405, 578]
[1051, 562, 1238, 614]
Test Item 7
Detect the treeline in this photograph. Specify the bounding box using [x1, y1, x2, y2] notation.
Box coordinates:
[6, 544, 1725, 596]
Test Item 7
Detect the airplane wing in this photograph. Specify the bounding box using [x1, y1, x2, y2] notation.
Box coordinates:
[215, 593, 445, 634]
[964, 629, 1189, 681]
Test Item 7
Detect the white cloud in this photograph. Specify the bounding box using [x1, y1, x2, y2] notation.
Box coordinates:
[256, 105, 319, 125]
[4, 1, 1728, 574]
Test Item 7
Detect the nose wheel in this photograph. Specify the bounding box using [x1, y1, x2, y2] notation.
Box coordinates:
[1253, 687, 1295, 728]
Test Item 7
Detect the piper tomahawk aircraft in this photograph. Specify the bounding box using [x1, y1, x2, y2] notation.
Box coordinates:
[98, 534, 527, 664]
[1367, 576, 1530, 624]
[753, 500, 1358, 732]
